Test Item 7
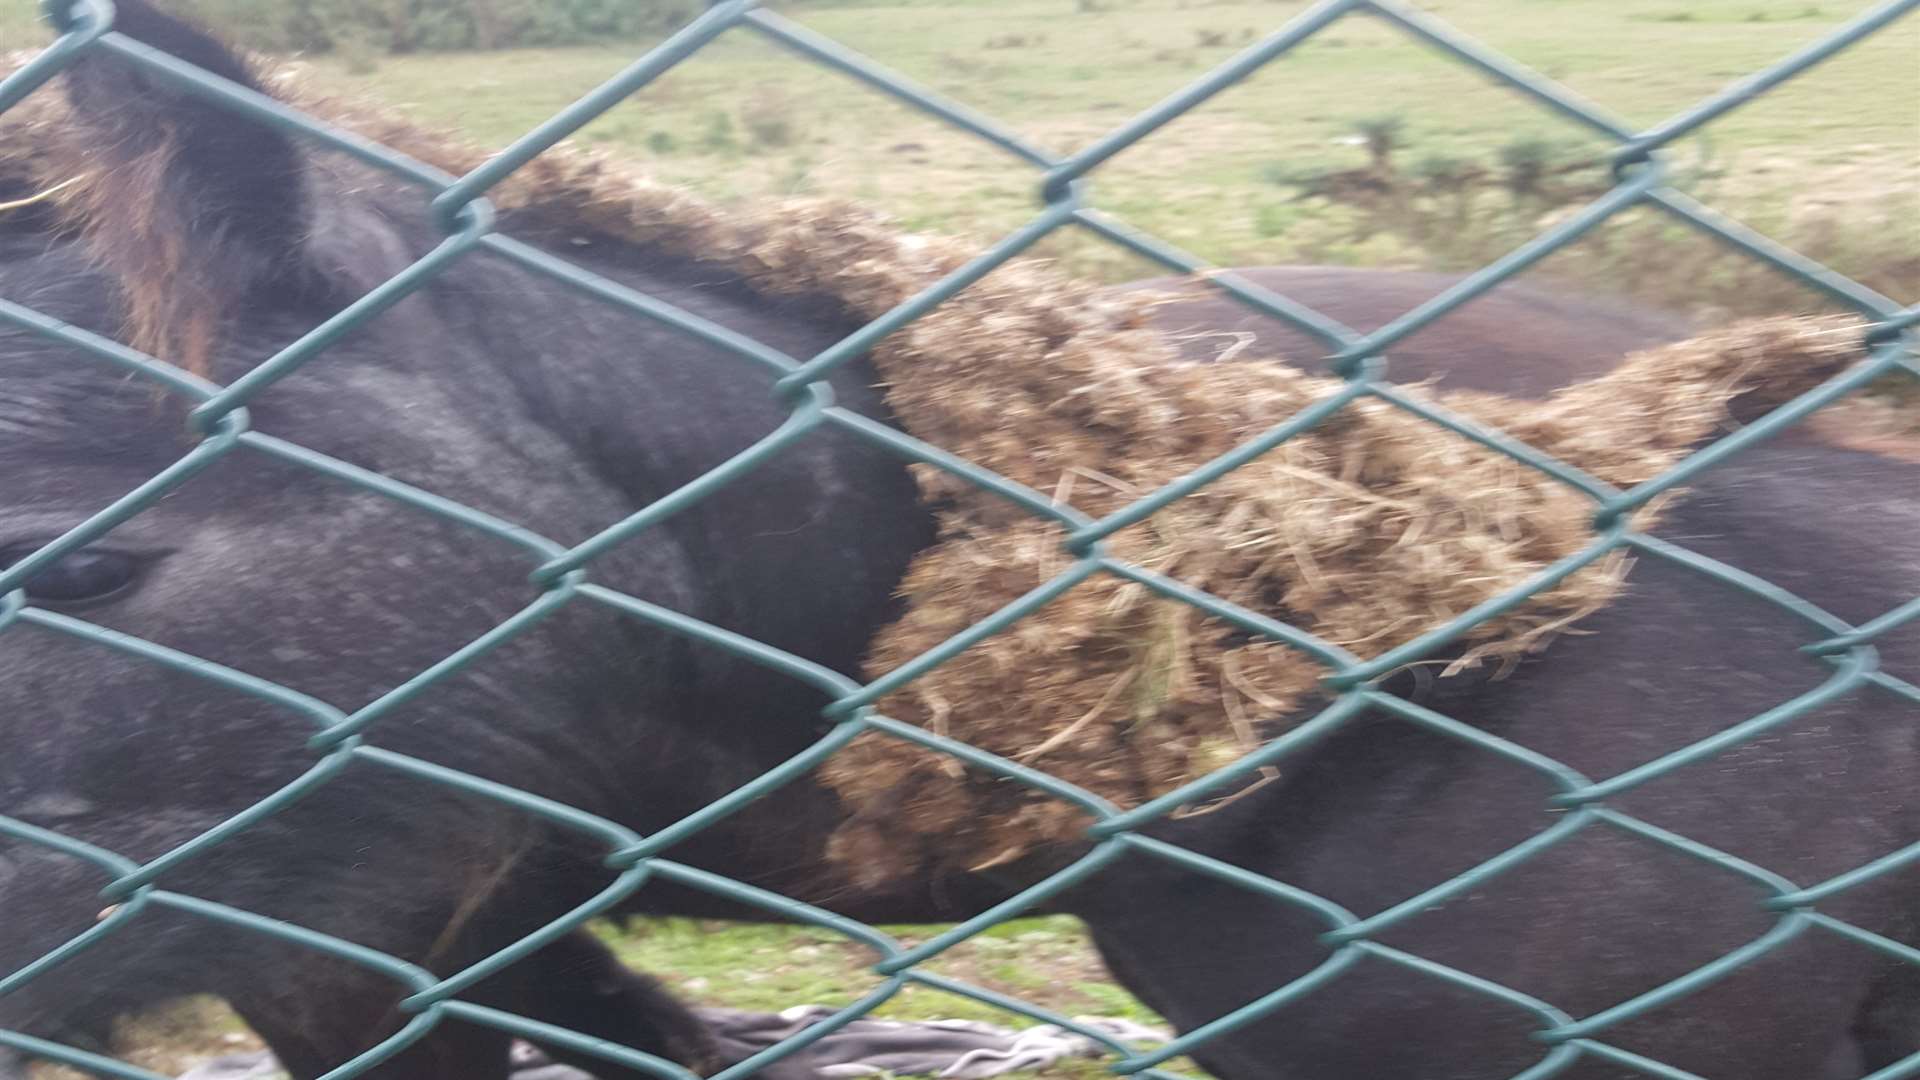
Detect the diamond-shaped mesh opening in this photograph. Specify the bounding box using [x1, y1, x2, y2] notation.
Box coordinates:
[1, 0, 1916, 1077]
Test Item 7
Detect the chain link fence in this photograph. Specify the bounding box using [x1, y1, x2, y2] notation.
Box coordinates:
[1, 0, 1917, 1076]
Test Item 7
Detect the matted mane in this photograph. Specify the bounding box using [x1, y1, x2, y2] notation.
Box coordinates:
[0, 50, 1878, 878]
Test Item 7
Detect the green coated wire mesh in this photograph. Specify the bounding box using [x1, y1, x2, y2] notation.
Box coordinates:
[1, 0, 1917, 1078]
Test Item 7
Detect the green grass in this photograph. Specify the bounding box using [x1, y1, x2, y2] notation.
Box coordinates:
[598, 914, 1199, 1078]
[6, 1, 1915, 296]
[266, 0, 1918, 288]
[35, 917, 1202, 1080]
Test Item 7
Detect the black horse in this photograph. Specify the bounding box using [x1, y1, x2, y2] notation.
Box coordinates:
[1, 4, 1913, 1079]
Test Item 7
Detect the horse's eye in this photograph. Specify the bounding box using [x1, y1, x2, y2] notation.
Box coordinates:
[0, 543, 142, 606]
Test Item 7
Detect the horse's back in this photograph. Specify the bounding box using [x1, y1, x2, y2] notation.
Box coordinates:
[1117, 265, 1695, 396]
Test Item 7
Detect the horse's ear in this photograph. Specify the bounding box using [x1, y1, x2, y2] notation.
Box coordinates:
[57, 0, 321, 375]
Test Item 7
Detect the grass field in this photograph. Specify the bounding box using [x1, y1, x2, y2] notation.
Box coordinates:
[601, 915, 1189, 1077]
[7, 1, 1917, 1077]
[42, 916, 1191, 1080]
[271, 0, 1919, 305]
[10, 0, 1910, 302]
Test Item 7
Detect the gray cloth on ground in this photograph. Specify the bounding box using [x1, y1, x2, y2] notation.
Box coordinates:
[173, 1007, 1169, 1079]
